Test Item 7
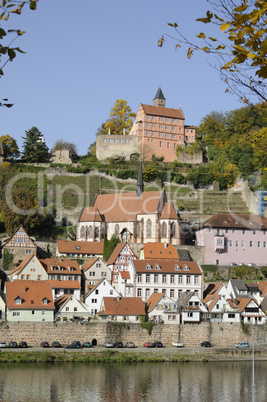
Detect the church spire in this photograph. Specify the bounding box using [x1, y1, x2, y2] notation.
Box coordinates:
[136, 162, 144, 197]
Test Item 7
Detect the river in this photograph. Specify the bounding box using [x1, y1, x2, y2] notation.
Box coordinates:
[0, 361, 266, 401]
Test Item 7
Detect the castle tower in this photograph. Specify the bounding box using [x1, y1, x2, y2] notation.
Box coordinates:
[153, 88, 166, 107]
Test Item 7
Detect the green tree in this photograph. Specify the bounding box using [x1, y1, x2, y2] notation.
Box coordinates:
[104, 99, 136, 135]
[0, 1, 39, 107]
[51, 140, 78, 155]
[0, 134, 20, 159]
[22, 127, 50, 163]
[251, 127, 267, 170]
[2, 248, 13, 270]
[103, 234, 120, 261]
[162, 0, 267, 102]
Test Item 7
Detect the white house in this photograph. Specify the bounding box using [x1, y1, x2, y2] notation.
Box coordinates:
[177, 292, 208, 324]
[54, 294, 91, 321]
[147, 292, 178, 324]
[106, 242, 137, 286]
[8, 254, 48, 282]
[130, 259, 203, 301]
[49, 280, 81, 300]
[84, 278, 119, 315]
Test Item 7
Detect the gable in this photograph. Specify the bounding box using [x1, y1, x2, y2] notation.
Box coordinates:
[3, 226, 37, 248]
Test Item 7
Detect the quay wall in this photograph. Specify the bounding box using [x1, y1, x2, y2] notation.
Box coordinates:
[0, 321, 266, 347]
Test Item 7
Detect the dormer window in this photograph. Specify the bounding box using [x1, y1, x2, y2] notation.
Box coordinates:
[60, 267, 65, 271]
[175, 265, 181, 271]
[15, 297, 22, 305]
[69, 267, 75, 272]
[155, 264, 161, 270]
[146, 264, 152, 270]
[52, 266, 57, 271]
[76, 246, 80, 250]
[43, 298, 48, 305]
[184, 265, 190, 271]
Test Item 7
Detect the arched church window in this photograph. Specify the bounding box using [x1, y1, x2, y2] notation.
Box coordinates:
[95, 226, 99, 238]
[147, 219, 152, 238]
[162, 222, 167, 237]
[137, 221, 141, 238]
[80, 226, 85, 239]
[170, 222, 175, 238]
[88, 226, 93, 238]
[115, 224, 119, 238]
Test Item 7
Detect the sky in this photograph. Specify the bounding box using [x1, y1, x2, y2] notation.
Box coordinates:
[1, 0, 244, 155]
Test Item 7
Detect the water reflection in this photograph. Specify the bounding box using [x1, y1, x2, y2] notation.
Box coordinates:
[0, 361, 266, 402]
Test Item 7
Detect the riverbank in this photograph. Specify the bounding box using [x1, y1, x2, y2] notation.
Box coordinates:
[0, 345, 267, 363]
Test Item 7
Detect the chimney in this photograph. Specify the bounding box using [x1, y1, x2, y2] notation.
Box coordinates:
[164, 242, 167, 249]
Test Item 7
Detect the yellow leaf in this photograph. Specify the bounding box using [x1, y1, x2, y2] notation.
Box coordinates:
[208, 37, 217, 42]
[225, 88, 229, 93]
[220, 22, 231, 31]
[187, 47, 193, 58]
[196, 32, 206, 39]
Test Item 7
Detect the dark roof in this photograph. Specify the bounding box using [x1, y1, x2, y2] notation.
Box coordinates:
[141, 104, 184, 120]
[153, 88, 166, 100]
[202, 213, 267, 230]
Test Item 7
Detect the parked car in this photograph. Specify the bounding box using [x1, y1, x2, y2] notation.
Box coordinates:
[9, 342, 18, 348]
[0, 342, 7, 348]
[124, 341, 135, 348]
[52, 341, 61, 348]
[114, 341, 123, 348]
[65, 341, 82, 349]
[234, 341, 250, 349]
[172, 341, 184, 348]
[201, 341, 211, 347]
[103, 341, 114, 348]
[153, 341, 163, 348]
[82, 342, 92, 348]
[40, 341, 49, 348]
[144, 342, 154, 348]
[18, 341, 28, 348]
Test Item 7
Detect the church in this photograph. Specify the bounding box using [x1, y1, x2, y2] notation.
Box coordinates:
[77, 165, 183, 245]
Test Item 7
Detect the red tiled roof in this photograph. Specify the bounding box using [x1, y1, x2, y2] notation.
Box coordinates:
[78, 207, 103, 222]
[147, 293, 164, 312]
[202, 213, 267, 230]
[133, 259, 202, 275]
[47, 280, 81, 289]
[106, 242, 126, 265]
[160, 202, 179, 220]
[100, 297, 145, 316]
[82, 258, 99, 272]
[57, 240, 103, 255]
[40, 258, 82, 275]
[141, 242, 179, 260]
[120, 271, 130, 279]
[6, 280, 54, 310]
[258, 281, 267, 297]
[141, 104, 185, 120]
[80, 191, 164, 223]
[202, 294, 220, 311]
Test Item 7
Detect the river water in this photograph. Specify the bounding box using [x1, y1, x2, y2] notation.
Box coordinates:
[0, 361, 266, 402]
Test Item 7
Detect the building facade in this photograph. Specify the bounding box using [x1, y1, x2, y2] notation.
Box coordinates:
[196, 213, 267, 266]
[129, 88, 195, 162]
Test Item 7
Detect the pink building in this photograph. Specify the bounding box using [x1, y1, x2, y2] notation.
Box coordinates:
[129, 88, 195, 162]
[196, 213, 267, 266]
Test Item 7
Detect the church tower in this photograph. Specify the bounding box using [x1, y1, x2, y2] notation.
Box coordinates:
[153, 88, 166, 107]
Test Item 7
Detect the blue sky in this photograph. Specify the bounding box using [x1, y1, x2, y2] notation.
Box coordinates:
[1, 0, 243, 155]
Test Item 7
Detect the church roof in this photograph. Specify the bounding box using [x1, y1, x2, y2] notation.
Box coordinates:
[160, 202, 179, 219]
[153, 88, 166, 100]
[80, 190, 165, 223]
[141, 104, 184, 119]
[79, 206, 103, 223]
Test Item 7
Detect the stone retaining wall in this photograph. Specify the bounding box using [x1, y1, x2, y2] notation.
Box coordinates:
[0, 321, 266, 347]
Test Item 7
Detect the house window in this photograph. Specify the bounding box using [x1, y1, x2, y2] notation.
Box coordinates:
[216, 259, 219, 265]
[167, 142, 169, 148]
[74, 307, 77, 312]
[137, 288, 142, 297]
[13, 312, 20, 317]
[253, 230, 256, 235]
[162, 275, 167, 284]
[154, 289, 158, 293]
[137, 274, 142, 283]
[250, 241, 253, 247]
[232, 229, 235, 234]
[236, 241, 238, 247]
[15, 298, 21, 305]
[101, 272, 107, 277]
[154, 274, 158, 283]
[42, 311, 45, 315]
[170, 275, 174, 284]
[241, 241, 245, 247]
[188, 312, 193, 317]
[110, 290, 113, 295]
[43, 299, 48, 305]
[195, 276, 199, 285]
[179, 275, 183, 284]
[146, 274, 150, 283]
[95, 289, 99, 295]
[186, 276, 190, 284]
[145, 289, 150, 298]
[258, 241, 261, 247]
[32, 311, 35, 315]
[228, 313, 235, 318]
[160, 141, 162, 147]
[170, 289, 174, 297]
[66, 307, 69, 312]
[264, 242, 266, 248]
